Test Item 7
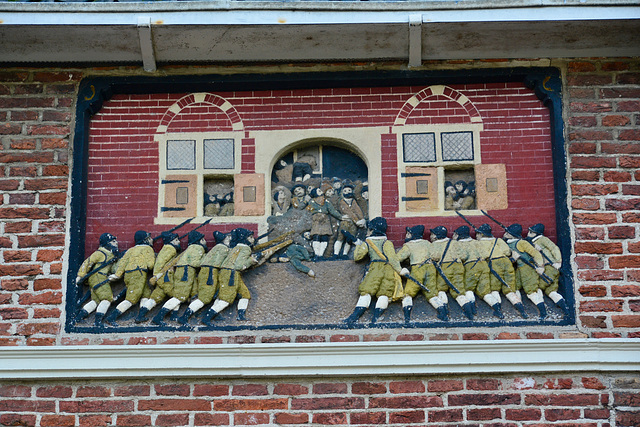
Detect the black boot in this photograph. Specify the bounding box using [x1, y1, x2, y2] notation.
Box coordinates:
[169, 309, 180, 322]
[514, 302, 528, 319]
[462, 302, 475, 320]
[344, 306, 366, 325]
[536, 302, 548, 320]
[104, 309, 122, 327]
[76, 308, 90, 322]
[152, 307, 170, 326]
[370, 308, 385, 325]
[201, 309, 219, 326]
[177, 308, 194, 325]
[135, 306, 150, 323]
[470, 300, 477, 316]
[556, 298, 570, 316]
[436, 305, 448, 321]
[94, 312, 105, 327]
[237, 309, 247, 321]
[492, 303, 505, 319]
[403, 305, 412, 324]
[443, 303, 450, 317]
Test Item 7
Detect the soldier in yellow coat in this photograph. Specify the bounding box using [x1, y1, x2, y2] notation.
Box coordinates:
[430, 226, 474, 320]
[152, 230, 206, 326]
[527, 223, 569, 316]
[396, 225, 448, 322]
[75, 233, 119, 326]
[135, 231, 181, 323]
[178, 231, 231, 325]
[201, 228, 259, 325]
[504, 223, 548, 319]
[475, 223, 528, 319]
[345, 217, 404, 325]
[105, 230, 155, 326]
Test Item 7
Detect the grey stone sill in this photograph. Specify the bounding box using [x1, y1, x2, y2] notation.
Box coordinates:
[1, 339, 638, 379]
[0, 0, 637, 11]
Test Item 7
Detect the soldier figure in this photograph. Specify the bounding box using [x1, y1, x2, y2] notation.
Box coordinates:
[152, 230, 207, 326]
[106, 230, 155, 326]
[504, 223, 548, 319]
[284, 244, 315, 277]
[344, 217, 404, 325]
[178, 231, 231, 324]
[527, 223, 569, 315]
[430, 226, 474, 320]
[333, 183, 367, 259]
[135, 231, 182, 323]
[201, 228, 259, 325]
[454, 226, 479, 316]
[75, 233, 119, 326]
[306, 187, 343, 259]
[396, 225, 448, 322]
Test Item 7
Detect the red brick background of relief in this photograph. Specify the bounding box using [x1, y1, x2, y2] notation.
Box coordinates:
[86, 82, 556, 253]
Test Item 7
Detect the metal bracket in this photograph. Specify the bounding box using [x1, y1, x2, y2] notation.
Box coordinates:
[137, 16, 157, 73]
[408, 14, 422, 68]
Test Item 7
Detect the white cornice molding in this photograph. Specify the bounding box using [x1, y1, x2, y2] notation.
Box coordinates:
[1, 339, 638, 380]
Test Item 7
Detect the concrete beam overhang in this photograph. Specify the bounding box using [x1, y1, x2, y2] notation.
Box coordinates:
[0, 0, 639, 66]
[0, 339, 639, 379]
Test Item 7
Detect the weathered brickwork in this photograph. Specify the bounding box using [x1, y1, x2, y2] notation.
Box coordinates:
[0, 374, 638, 426]
[0, 60, 639, 344]
[566, 59, 640, 339]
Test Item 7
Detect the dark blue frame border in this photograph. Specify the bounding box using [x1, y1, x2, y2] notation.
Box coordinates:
[67, 67, 574, 333]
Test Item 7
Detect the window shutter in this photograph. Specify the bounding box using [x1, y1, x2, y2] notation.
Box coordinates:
[475, 164, 508, 210]
[234, 173, 265, 216]
[403, 166, 438, 212]
[161, 174, 198, 218]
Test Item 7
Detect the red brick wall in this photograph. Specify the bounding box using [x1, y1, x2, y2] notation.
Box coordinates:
[0, 60, 638, 342]
[86, 81, 555, 249]
[0, 374, 638, 426]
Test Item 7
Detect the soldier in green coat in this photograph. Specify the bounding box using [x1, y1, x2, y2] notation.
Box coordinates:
[152, 230, 206, 326]
[430, 226, 474, 320]
[474, 223, 528, 319]
[135, 231, 181, 323]
[75, 233, 119, 326]
[344, 217, 405, 325]
[396, 225, 448, 322]
[178, 231, 231, 324]
[201, 228, 259, 325]
[105, 230, 155, 326]
[527, 223, 569, 315]
[504, 223, 548, 319]
[454, 225, 480, 317]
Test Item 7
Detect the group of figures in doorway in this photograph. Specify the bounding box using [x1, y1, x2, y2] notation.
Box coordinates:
[268, 153, 370, 261]
[74, 208, 568, 329]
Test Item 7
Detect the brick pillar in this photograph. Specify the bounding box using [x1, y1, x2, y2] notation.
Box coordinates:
[380, 133, 399, 217]
[241, 138, 256, 173]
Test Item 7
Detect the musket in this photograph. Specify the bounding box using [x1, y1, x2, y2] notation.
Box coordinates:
[482, 210, 553, 284]
[455, 210, 479, 232]
[253, 238, 294, 266]
[152, 217, 194, 241]
[178, 218, 213, 240]
[431, 259, 461, 294]
[481, 209, 509, 232]
[403, 272, 431, 294]
[75, 252, 121, 286]
[253, 230, 295, 252]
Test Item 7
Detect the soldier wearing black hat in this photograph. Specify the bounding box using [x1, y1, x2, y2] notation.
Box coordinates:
[504, 223, 547, 319]
[396, 225, 448, 322]
[178, 231, 232, 324]
[106, 230, 155, 326]
[527, 223, 569, 315]
[201, 228, 259, 325]
[75, 233, 119, 326]
[345, 217, 405, 325]
[152, 230, 207, 326]
[135, 231, 182, 323]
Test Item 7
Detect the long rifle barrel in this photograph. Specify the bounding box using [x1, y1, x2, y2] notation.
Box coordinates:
[179, 218, 213, 240]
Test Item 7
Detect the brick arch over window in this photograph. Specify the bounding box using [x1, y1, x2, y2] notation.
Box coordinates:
[155, 93, 244, 133]
[394, 85, 482, 126]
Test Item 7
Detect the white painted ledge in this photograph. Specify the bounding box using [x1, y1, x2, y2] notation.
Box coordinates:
[1, 339, 638, 379]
